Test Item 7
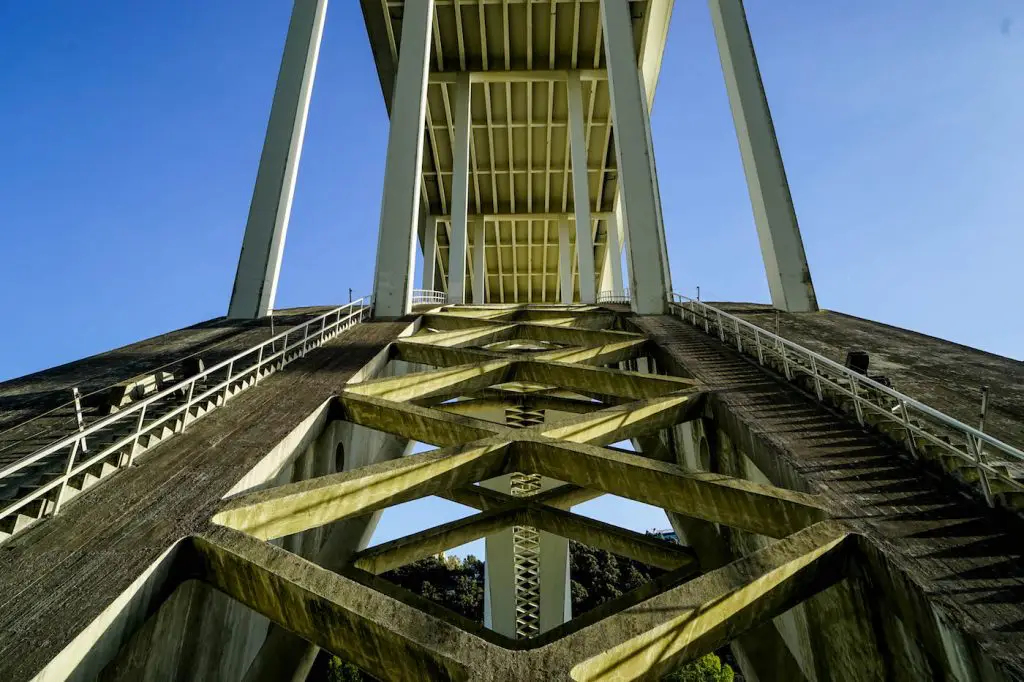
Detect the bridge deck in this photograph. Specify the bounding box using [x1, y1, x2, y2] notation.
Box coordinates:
[637, 313, 1024, 679]
[0, 319, 406, 681]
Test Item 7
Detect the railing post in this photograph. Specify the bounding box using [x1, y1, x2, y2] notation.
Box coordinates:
[72, 387, 89, 453]
[716, 311, 726, 342]
[754, 329, 764, 365]
[849, 373, 864, 426]
[53, 438, 81, 516]
[809, 356, 823, 401]
[222, 361, 235, 403]
[182, 378, 197, 430]
[966, 436, 994, 507]
[779, 338, 792, 380]
[128, 404, 148, 466]
[898, 400, 918, 459]
[734, 319, 742, 352]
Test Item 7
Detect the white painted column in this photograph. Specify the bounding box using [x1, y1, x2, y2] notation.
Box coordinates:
[421, 216, 439, 290]
[637, 76, 673, 297]
[566, 72, 596, 305]
[558, 219, 573, 304]
[371, 0, 434, 318]
[601, 0, 669, 315]
[472, 219, 486, 304]
[605, 212, 625, 297]
[227, 0, 326, 319]
[447, 73, 472, 304]
[709, 0, 818, 312]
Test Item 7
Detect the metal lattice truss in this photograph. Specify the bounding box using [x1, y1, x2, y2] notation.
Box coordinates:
[177, 305, 853, 681]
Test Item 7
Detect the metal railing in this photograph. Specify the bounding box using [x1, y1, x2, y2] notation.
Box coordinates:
[411, 289, 447, 305]
[597, 289, 630, 304]
[669, 293, 1024, 506]
[0, 298, 372, 538]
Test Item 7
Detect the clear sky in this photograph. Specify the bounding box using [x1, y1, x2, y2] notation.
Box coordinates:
[0, 3, 1021, 549]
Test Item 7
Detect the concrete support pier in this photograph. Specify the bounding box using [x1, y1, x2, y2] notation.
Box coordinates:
[601, 0, 670, 315]
[447, 73, 472, 305]
[227, 0, 327, 319]
[371, 0, 434, 318]
[708, 0, 818, 312]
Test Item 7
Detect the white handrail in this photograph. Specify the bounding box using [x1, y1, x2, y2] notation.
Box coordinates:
[668, 293, 1024, 504]
[0, 298, 372, 531]
[597, 289, 630, 304]
[412, 289, 446, 305]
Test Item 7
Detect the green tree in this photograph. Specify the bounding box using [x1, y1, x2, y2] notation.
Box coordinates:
[662, 653, 735, 682]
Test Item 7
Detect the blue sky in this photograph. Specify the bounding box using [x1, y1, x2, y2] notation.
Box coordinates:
[0, 3, 1020, 550]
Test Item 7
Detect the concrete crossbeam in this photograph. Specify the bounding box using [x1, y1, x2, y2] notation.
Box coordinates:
[353, 504, 525, 575]
[213, 442, 509, 540]
[514, 439, 827, 539]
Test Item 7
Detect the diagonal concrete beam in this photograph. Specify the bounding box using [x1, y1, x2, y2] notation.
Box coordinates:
[337, 393, 500, 446]
[344, 359, 513, 402]
[525, 504, 699, 573]
[514, 322, 645, 348]
[405, 323, 518, 348]
[513, 439, 827, 538]
[537, 392, 706, 446]
[213, 442, 510, 540]
[353, 504, 527, 575]
[531, 339, 649, 367]
[559, 522, 851, 680]
[191, 527, 479, 681]
[513, 360, 697, 402]
[393, 340, 503, 368]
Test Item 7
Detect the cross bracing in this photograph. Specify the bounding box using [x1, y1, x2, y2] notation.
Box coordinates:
[194, 304, 855, 680]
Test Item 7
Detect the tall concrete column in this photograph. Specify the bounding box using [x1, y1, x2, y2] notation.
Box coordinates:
[637, 76, 673, 297]
[605, 212, 625, 297]
[601, 0, 670, 315]
[447, 73, 472, 304]
[472, 219, 486, 304]
[558, 219, 573, 304]
[709, 0, 818, 312]
[566, 72, 597, 304]
[422, 217, 439, 291]
[371, 0, 435, 318]
[227, 0, 327, 319]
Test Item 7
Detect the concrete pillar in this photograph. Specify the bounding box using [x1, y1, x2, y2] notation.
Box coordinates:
[708, 0, 818, 312]
[558, 219, 573, 304]
[605, 212, 625, 297]
[472, 219, 486, 304]
[227, 0, 327, 319]
[601, 0, 669, 315]
[566, 72, 597, 305]
[371, 0, 435, 318]
[422, 217, 439, 291]
[637, 76, 673, 297]
[447, 73, 472, 304]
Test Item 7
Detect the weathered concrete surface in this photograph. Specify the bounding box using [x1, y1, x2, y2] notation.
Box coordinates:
[0, 306, 337, 430]
[185, 520, 850, 681]
[636, 313, 1024, 681]
[0, 319, 407, 682]
[717, 302, 1024, 449]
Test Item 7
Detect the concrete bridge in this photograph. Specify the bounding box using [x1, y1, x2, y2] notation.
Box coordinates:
[1, 1, 1023, 681]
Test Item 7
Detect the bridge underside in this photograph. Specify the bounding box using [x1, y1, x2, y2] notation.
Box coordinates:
[1, 304, 1023, 681]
